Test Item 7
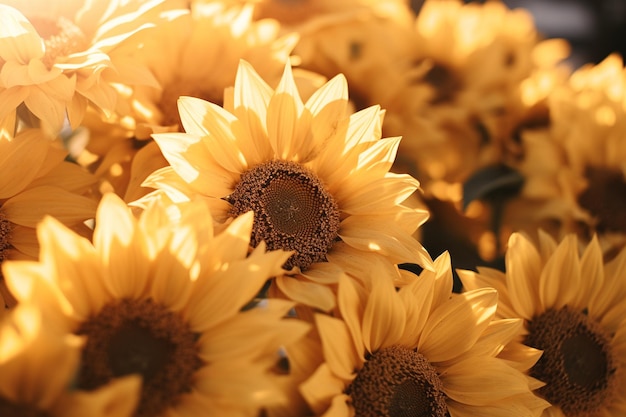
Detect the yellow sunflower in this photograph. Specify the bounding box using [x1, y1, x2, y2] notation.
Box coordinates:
[0, 116, 97, 306]
[300, 252, 548, 416]
[0, 0, 172, 135]
[0, 302, 141, 416]
[139, 59, 432, 311]
[501, 54, 626, 257]
[3, 192, 310, 417]
[381, 0, 570, 190]
[459, 232, 626, 416]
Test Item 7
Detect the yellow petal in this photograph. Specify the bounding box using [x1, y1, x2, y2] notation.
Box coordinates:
[442, 356, 537, 406]
[2, 186, 97, 227]
[267, 63, 307, 160]
[336, 274, 366, 361]
[504, 233, 542, 320]
[339, 214, 433, 268]
[55, 375, 142, 417]
[233, 59, 271, 143]
[362, 277, 406, 352]
[338, 174, 420, 215]
[153, 132, 235, 197]
[315, 314, 359, 382]
[37, 216, 109, 321]
[93, 193, 149, 299]
[0, 129, 50, 199]
[299, 364, 347, 416]
[275, 274, 336, 311]
[0, 5, 44, 63]
[397, 272, 435, 347]
[419, 288, 497, 362]
[538, 234, 580, 310]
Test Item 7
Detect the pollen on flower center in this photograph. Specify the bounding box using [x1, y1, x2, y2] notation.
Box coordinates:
[577, 166, 626, 233]
[0, 209, 13, 264]
[28, 16, 89, 69]
[76, 298, 203, 417]
[347, 345, 448, 417]
[0, 396, 52, 417]
[525, 305, 617, 415]
[226, 160, 341, 271]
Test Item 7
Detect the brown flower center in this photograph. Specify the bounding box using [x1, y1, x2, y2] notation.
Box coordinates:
[28, 16, 89, 69]
[226, 160, 341, 271]
[0, 397, 52, 417]
[348, 345, 449, 417]
[0, 209, 13, 265]
[524, 305, 617, 415]
[76, 298, 203, 417]
[421, 61, 462, 105]
[578, 166, 626, 233]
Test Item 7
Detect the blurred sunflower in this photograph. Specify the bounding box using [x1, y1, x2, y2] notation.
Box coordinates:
[3, 192, 309, 417]
[548, 55, 625, 239]
[498, 54, 626, 260]
[237, 0, 416, 115]
[381, 0, 570, 191]
[0, 302, 141, 416]
[139, 59, 432, 311]
[0, 0, 172, 135]
[301, 252, 548, 416]
[0, 114, 97, 306]
[459, 232, 626, 416]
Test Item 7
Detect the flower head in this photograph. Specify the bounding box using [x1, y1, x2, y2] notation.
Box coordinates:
[0, 302, 141, 416]
[459, 232, 626, 416]
[301, 252, 547, 416]
[140, 59, 432, 310]
[4, 192, 309, 416]
[0, 0, 173, 134]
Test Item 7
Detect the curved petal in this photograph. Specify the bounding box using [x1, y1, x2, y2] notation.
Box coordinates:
[419, 288, 497, 362]
[0, 5, 44, 63]
[315, 314, 360, 382]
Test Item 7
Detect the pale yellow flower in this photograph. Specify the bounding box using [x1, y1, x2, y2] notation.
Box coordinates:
[503, 54, 626, 256]
[381, 0, 570, 190]
[460, 232, 626, 416]
[0, 0, 172, 134]
[0, 302, 141, 416]
[4, 192, 309, 416]
[302, 253, 548, 416]
[139, 59, 432, 311]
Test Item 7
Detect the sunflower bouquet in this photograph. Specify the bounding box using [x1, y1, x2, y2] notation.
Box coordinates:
[0, 1, 625, 416]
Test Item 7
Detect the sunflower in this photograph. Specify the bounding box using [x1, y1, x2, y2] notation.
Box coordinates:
[139, 59, 432, 311]
[0, 0, 173, 135]
[380, 0, 570, 190]
[500, 54, 626, 258]
[0, 115, 97, 306]
[300, 252, 548, 416]
[237, 0, 417, 115]
[3, 192, 310, 417]
[459, 232, 626, 416]
[0, 302, 141, 416]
